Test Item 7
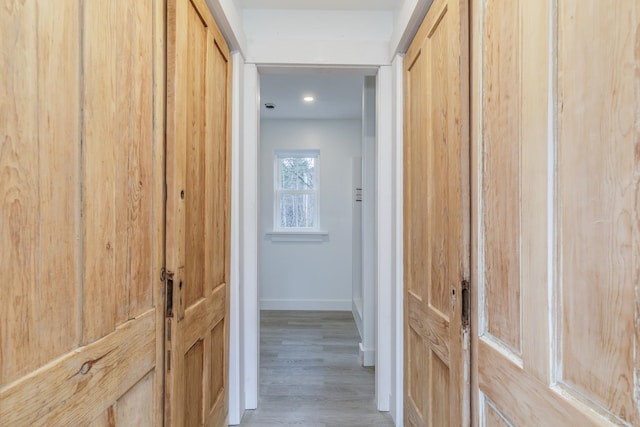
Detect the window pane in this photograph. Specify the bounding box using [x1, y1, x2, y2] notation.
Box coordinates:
[279, 193, 316, 228]
[280, 157, 315, 190]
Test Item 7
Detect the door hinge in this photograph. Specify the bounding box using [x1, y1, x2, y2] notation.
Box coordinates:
[167, 350, 171, 371]
[461, 279, 470, 330]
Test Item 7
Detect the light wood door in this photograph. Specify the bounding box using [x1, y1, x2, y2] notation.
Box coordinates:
[471, 0, 640, 425]
[403, 0, 470, 425]
[0, 1, 165, 425]
[165, 0, 231, 426]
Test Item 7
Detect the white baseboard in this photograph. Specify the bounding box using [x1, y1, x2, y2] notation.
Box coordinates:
[359, 342, 375, 367]
[260, 299, 352, 311]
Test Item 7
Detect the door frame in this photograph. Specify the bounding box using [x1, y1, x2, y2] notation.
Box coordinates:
[232, 62, 399, 418]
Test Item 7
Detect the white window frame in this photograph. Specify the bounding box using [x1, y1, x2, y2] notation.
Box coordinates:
[273, 149, 321, 232]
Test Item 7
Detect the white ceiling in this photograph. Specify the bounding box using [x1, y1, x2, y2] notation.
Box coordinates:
[260, 73, 364, 120]
[238, 0, 400, 11]
[246, 0, 401, 120]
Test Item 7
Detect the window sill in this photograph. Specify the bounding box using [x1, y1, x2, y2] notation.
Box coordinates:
[265, 230, 329, 243]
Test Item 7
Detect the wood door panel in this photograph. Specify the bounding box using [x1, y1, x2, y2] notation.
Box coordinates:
[125, 0, 156, 319]
[472, 0, 640, 424]
[557, 1, 636, 419]
[1, 0, 164, 424]
[209, 319, 226, 408]
[0, 310, 156, 425]
[89, 361, 156, 426]
[0, 0, 81, 385]
[208, 39, 230, 289]
[482, 395, 514, 427]
[407, 326, 428, 423]
[426, 4, 451, 319]
[481, 0, 522, 355]
[82, 0, 157, 342]
[408, 303, 450, 365]
[430, 351, 451, 426]
[165, 0, 231, 425]
[81, 0, 119, 341]
[185, 340, 205, 426]
[182, 285, 226, 348]
[116, 372, 156, 425]
[404, 0, 470, 425]
[478, 342, 606, 426]
[185, 0, 208, 308]
[89, 407, 117, 427]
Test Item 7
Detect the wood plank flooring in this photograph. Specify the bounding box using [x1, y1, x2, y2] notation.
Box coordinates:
[238, 311, 395, 427]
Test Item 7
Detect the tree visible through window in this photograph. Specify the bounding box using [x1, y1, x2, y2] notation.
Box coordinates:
[274, 150, 319, 229]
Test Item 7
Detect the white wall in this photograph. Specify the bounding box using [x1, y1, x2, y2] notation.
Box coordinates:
[360, 76, 377, 366]
[243, 10, 393, 65]
[352, 157, 363, 337]
[259, 119, 362, 311]
[240, 64, 260, 414]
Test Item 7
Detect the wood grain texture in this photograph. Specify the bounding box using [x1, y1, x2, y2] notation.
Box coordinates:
[519, 0, 551, 384]
[126, 0, 155, 320]
[209, 319, 225, 410]
[478, 341, 612, 426]
[88, 406, 117, 427]
[88, 362, 156, 426]
[2, 0, 164, 424]
[469, 0, 481, 423]
[82, 0, 118, 343]
[404, 20, 432, 427]
[117, 372, 156, 426]
[472, 0, 640, 424]
[185, 0, 207, 308]
[407, 327, 427, 423]
[83, 0, 156, 341]
[0, 0, 81, 386]
[151, 0, 167, 422]
[208, 38, 230, 291]
[164, 0, 189, 421]
[557, 2, 638, 423]
[182, 284, 226, 349]
[404, 46, 428, 302]
[483, 395, 514, 427]
[185, 340, 205, 427]
[428, 7, 452, 319]
[239, 311, 394, 427]
[430, 351, 450, 426]
[0, 310, 156, 426]
[404, 0, 470, 425]
[165, 0, 231, 425]
[481, 0, 522, 355]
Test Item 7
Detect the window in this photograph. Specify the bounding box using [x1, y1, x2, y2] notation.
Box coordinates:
[274, 150, 320, 230]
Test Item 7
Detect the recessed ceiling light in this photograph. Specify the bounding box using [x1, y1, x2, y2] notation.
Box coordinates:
[303, 96, 315, 103]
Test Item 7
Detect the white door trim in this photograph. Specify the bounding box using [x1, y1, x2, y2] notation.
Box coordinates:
[234, 63, 397, 416]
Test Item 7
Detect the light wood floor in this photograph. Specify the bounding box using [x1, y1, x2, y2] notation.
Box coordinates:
[238, 310, 396, 427]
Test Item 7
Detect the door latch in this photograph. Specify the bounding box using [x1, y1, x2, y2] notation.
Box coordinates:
[165, 270, 175, 318]
[461, 279, 470, 330]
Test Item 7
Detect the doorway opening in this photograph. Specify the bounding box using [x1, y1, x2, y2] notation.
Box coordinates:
[248, 69, 381, 423]
[231, 62, 400, 425]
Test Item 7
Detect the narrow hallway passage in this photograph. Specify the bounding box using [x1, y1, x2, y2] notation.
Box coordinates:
[239, 311, 394, 427]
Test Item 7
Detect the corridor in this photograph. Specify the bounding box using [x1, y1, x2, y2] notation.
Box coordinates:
[239, 311, 394, 427]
